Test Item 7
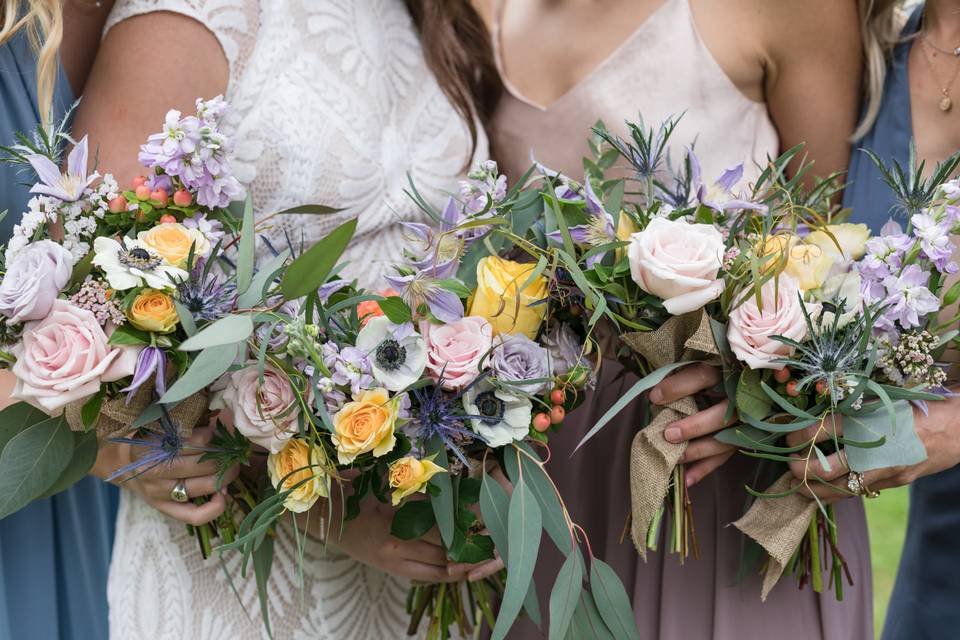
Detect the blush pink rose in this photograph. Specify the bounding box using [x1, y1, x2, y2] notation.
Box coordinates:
[10, 299, 140, 414]
[216, 363, 308, 453]
[627, 217, 725, 315]
[423, 316, 493, 391]
[727, 274, 818, 370]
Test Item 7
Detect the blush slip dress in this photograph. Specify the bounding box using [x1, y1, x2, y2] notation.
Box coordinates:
[488, 0, 873, 638]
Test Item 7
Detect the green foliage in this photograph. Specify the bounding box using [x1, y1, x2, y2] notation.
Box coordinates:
[390, 500, 436, 540]
[377, 296, 412, 324]
[280, 217, 358, 299]
[548, 549, 584, 640]
[178, 314, 253, 351]
[161, 342, 241, 404]
[0, 416, 73, 519]
[735, 368, 772, 420]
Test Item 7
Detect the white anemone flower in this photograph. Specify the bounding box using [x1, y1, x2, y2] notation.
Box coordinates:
[356, 316, 427, 391]
[92, 236, 188, 291]
[463, 379, 532, 448]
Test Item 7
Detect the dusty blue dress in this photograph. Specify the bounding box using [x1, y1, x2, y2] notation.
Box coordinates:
[0, 30, 119, 640]
[844, 6, 960, 639]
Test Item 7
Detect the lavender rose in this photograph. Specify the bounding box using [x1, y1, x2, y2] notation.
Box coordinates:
[491, 334, 551, 394]
[0, 240, 74, 324]
[542, 324, 585, 376]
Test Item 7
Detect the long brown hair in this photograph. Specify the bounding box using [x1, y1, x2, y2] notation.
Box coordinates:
[405, 1, 503, 162]
[0, 0, 63, 127]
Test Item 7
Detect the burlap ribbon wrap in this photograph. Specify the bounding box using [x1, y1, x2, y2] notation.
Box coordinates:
[733, 473, 816, 600]
[64, 383, 208, 438]
[620, 310, 721, 558]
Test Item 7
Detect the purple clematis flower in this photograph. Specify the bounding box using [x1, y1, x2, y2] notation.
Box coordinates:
[689, 151, 765, 213]
[121, 346, 166, 402]
[546, 179, 616, 267]
[26, 136, 100, 203]
[384, 269, 464, 323]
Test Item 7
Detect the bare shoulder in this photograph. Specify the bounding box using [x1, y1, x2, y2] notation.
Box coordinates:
[72, 10, 228, 185]
[750, 0, 861, 66]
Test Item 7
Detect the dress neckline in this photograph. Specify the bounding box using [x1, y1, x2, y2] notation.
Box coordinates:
[492, 0, 676, 112]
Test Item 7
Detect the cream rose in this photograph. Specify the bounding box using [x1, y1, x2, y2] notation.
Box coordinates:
[806, 223, 870, 263]
[331, 387, 399, 464]
[216, 363, 306, 453]
[422, 316, 493, 391]
[137, 222, 211, 267]
[388, 456, 445, 505]
[267, 438, 329, 513]
[727, 274, 819, 370]
[10, 300, 140, 414]
[627, 217, 725, 315]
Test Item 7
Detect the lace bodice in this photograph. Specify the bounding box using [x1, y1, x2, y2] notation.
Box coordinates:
[104, 1, 486, 638]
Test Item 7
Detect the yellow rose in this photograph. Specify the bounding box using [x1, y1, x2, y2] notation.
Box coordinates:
[138, 222, 211, 267]
[388, 456, 445, 505]
[128, 289, 179, 333]
[267, 438, 329, 513]
[331, 388, 399, 464]
[757, 234, 793, 274]
[615, 211, 638, 260]
[467, 256, 548, 339]
[806, 223, 870, 262]
[757, 234, 831, 291]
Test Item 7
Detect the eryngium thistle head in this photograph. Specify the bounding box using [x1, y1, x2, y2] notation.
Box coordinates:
[176, 260, 235, 323]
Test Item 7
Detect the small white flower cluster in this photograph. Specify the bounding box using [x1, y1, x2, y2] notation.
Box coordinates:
[7, 174, 121, 264]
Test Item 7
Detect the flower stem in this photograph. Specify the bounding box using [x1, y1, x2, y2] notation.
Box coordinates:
[808, 513, 822, 593]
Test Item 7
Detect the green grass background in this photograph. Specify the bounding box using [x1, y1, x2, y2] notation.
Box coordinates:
[864, 485, 910, 638]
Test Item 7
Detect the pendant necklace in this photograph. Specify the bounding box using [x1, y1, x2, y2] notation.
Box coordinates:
[920, 38, 960, 113]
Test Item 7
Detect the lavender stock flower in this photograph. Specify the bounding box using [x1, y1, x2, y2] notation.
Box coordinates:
[880, 265, 939, 330]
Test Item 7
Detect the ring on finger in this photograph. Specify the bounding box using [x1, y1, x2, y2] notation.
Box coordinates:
[170, 479, 189, 503]
[846, 471, 879, 499]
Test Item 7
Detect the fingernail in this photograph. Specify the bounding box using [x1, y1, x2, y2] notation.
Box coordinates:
[650, 388, 664, 405]
[664, 427, 682, 443]
[685, 474, 696, 488]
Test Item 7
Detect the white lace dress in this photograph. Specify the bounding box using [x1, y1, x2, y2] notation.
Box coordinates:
[103, 1, 486, 638]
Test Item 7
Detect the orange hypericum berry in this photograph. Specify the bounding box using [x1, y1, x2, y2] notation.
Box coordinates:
[533, 413, 551, 432]
[550, 389, 565, 405]
[132, 175, 148, 188]
[774, 367, 791, 383]
[550, 405, 565, 424]
[786, 381, 800, 397]
[159, 214, 177, 224]
[108, 195, 128, 213]
[135, 185, 151, 200]
[150, 188, 169, 207]
[173, 189, 192, 207]
[815, 380, 830, 396]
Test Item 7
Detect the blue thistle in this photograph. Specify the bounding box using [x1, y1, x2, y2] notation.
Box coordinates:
[409, 380, 486, 465]
[176, 258, 235, 322]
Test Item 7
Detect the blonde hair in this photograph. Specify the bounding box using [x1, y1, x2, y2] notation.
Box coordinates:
[0, 0, 64, 127]
[854, 0, 906, 140]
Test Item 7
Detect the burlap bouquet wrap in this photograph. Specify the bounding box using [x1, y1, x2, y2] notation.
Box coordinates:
[733, 473, 817, 600]
[620, 310, 720, 558]
[64, 382, 208, 439]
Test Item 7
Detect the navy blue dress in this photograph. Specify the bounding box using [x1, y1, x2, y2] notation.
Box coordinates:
[844, 6, 960, 639]
[0, 31, 119, 640]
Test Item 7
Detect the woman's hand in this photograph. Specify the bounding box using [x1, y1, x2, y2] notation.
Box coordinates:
[649, 363, 737, 487]
[785, 395, 960, 501]
[92, 420, 239, 526]
[322, 496, 470, 584]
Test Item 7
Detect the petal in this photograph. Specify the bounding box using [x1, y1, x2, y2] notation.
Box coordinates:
[662, 279, 725, 315]
[714, 163, 744, 192]
[25, 154, 63, 189]
[425, 288, 464, 323]
[66, 137, 90, 179]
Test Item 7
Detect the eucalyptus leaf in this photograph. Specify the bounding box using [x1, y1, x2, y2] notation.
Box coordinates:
[178, 314, 254, 351]
[175, 301, 197, 337]
[549, 548, 584, 640]
[843, 400, 927, 472]
[280, 217, 358, 300]
[426, 436, 455, 548]
[480, 471, 510, 557]
[567, 591, 614, 640]
[0, 417, 73, 519]
[237, 249, 290, 310]
[38, 431, 98, 499]
[253, 533, 275, 640]
[589, 558, 640, 640]
[0, 403, 50, 454]
[161, 342, 240, 404]
[736, 368, 773, 421]
[575, 361, 694, 453]
[272, 203, 341, 216]
[510, 443, 572, 554]
[491, 477, 542, 640]
[236, 196, 256, 295]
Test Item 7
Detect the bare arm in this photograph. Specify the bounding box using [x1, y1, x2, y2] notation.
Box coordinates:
[71, 11, 228, 185]
[760, 0, 863, 180]
[60, 0, 117, 97]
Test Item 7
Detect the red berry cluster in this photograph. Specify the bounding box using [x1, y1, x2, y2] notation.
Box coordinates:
[533, 388, 567, 432]
[108, 175, 193, 218]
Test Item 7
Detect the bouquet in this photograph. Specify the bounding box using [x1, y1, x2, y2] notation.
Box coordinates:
[546, 115, 960, 599]
[207, 162, 644, 639]
[0, 97, 248, 528]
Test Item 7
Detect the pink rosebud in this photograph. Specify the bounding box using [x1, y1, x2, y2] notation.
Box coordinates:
[135, 185, 151, 200]
[108, 195, 128, 213]
[150, 189, 168, 207]
[422, 316, 493, 391]
[172, 189, 192, 207]
[132, 175, 148, 188]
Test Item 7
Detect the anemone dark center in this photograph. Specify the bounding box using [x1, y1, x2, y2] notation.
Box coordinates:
[475, 391, 505, 426]
[375, 339, 406, 371]
[121, 246, 162, 270]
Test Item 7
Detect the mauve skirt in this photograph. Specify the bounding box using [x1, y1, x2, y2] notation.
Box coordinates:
[508, 362, 873, 640]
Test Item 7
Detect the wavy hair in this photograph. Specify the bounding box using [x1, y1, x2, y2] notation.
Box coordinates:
[0, 0, 64, 126]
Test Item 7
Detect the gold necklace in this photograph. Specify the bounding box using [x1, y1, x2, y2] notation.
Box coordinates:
[924, 34, 960, 57]
[919, 39, 960, 112]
